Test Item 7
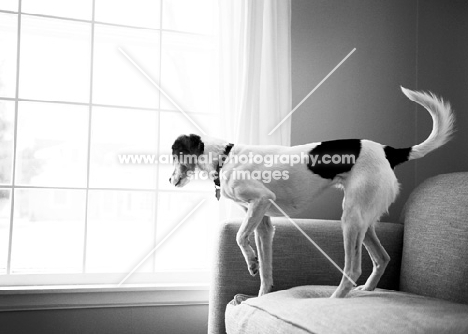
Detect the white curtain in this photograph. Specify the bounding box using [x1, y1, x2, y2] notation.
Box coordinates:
[218, 0, 292, 146]
[216, 0, 292, 220]
[209, 3, 292, 332]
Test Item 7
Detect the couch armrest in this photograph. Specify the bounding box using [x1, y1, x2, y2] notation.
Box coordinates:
[208, 218, 403, 334]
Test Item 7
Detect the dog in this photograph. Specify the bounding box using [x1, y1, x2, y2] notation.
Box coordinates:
[169, 87, 455, 298]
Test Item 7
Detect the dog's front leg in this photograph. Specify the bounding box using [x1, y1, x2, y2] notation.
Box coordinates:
[255, 216, 275, 296]
[235, 186, 275, 295]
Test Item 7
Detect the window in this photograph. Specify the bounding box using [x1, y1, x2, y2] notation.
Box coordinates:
[0, 0, 220, 287]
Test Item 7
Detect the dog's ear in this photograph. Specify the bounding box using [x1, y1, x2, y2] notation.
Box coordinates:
[172, 134, 204, 158]
[187, 134, 204, 156]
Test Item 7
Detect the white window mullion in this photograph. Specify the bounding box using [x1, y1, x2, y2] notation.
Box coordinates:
[6, 0, 23, 275]
[0, 0, 219, 286]
[152, 0, 164, 274]
[82, 0, 97, 274]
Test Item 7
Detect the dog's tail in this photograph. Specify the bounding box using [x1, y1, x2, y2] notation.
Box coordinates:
[384, 87, 455, 169]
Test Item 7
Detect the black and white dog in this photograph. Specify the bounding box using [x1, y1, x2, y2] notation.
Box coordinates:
[170, 87, 454, 298]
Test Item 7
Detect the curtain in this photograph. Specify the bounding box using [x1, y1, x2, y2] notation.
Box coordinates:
[216, 0, 292, 219]
[218, 0, 292, 145]
[209, 2, 292, 333]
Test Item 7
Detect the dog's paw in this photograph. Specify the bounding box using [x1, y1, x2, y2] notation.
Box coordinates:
[248, 257, 259, 276]
[258, 284, 273, 297]
[330, 288, 350, 298]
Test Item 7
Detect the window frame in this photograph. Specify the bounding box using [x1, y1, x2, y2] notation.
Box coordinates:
[0, 0, 219, 289]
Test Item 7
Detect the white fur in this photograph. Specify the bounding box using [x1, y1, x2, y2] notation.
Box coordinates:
[170, 88, 455, 298]
[400, 87, 455, 160]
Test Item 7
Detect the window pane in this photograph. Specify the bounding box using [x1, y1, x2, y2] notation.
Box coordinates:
[19, 16, 91, 102]
[0, 13, 18, 98]
[22, 0, 93, 20]
[162, 0, 215, 35]
[0, 0, 18, 12]
[93, 24, 160, 108]
[0, 190, 11, 274]
[95, 0, 160, 29]
[90, 106, 158, 189]
[11, 188, 86, 274]
[15, 101, 89, 187]
[0, 100, 15, 184]
[86, 190, 155, 273]
[155, 192, 217, 270]
[160, 32, 217, 113]
[158, 111, 220, 191]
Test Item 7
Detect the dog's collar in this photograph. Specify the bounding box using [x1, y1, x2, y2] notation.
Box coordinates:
[214, 143, 234, 200]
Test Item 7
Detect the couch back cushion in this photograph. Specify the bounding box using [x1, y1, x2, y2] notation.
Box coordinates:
[400, 172, 468, 304]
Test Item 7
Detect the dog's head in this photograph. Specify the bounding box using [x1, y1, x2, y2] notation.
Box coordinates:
[169, 134, 204, 187]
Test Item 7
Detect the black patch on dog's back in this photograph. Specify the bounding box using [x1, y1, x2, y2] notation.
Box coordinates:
[307, 139, 361, 179]
[383, 146, 411, 169]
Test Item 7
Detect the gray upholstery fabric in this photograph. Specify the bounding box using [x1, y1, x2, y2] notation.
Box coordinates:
[225, 285, 468, 334]
[210, 172, 468, 334]
[208, 219, 403, 334]
[400, 172, 468, 304]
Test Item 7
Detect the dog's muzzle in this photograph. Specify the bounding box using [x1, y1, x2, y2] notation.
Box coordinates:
[170, 177, 181, 187]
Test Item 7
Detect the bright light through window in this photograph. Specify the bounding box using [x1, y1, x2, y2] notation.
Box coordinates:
[0, 0, 219, 287]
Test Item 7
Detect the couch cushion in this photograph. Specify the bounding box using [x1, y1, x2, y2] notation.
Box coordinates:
[209, 219, 403, 334]
[225, 285, 468, 334]
[400, 172, 468, 304]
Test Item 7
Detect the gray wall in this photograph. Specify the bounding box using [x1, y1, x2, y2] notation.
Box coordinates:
[3, 1, 467, 333]
[291, 0, 468, 222]
[415, 0, 468, 184]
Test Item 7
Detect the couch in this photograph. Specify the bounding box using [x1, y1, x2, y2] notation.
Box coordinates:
[208, 172, 468, 333]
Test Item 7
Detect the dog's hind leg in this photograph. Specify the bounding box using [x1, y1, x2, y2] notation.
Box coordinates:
[255, 216, 275, 296]
[330, 206, 367, 298]
[355, 225, 390, 291]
